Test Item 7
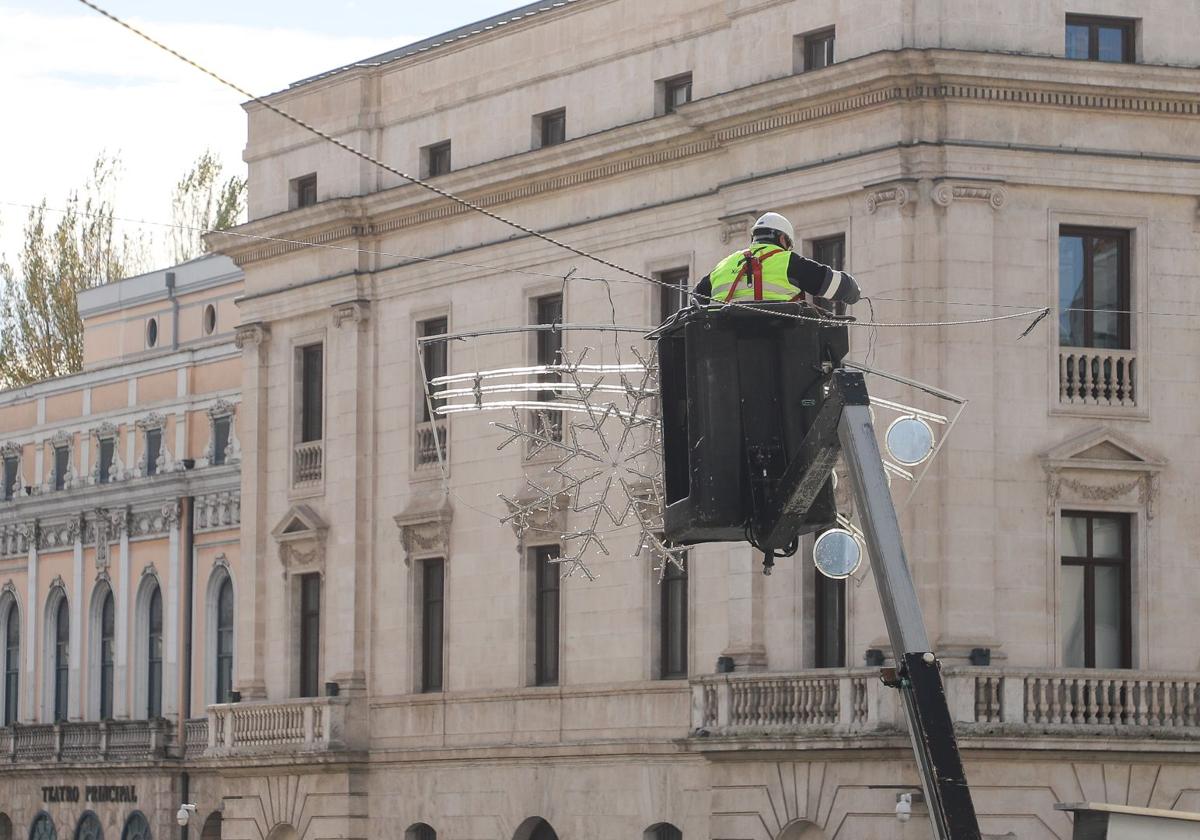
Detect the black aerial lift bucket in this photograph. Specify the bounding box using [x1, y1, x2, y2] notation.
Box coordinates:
[658, 303, 849, 547]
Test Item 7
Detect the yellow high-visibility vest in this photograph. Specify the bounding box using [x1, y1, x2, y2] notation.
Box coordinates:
[708, 244, 795, 302]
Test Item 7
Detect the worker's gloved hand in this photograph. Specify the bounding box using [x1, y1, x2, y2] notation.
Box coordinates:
[839, 272, 861, 305]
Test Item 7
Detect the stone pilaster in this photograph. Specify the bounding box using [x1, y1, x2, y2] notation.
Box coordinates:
[22, 520, 37, 722]
[113, 506, 130, 717]
[163, 500, 181, 718]
[721, 544, 768, 670]
[235, 323, 270, 699]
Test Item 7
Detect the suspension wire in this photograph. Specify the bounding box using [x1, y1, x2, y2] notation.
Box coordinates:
[74, 0, 1055, 335]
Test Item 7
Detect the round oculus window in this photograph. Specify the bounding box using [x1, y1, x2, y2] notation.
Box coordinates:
[203, 303, 217, 335]
[146, 318, 159, 348]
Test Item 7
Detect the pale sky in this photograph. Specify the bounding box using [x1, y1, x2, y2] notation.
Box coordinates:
[0, 0, 527, 267]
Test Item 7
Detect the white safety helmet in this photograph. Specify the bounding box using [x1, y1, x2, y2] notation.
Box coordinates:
[752, 212, 795, 246]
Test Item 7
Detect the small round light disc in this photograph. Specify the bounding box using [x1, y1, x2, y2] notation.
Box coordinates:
[813, 528, 862, 579]
[885, 416, 935, 466]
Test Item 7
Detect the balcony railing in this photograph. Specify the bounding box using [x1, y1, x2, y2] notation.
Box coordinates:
[1059, 347, 1137, 409]
[415, 419, 447, 469]
[693, 667, 1200, 740]
[692, 669, 892, 735]
[292, 440, 323, 486]
[0, 720, 172, 763]
[206, 697, 351, 755]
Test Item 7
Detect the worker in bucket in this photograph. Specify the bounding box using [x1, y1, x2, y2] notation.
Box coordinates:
[692, 212, 861, 307]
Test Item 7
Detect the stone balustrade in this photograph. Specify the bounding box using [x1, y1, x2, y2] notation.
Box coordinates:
[691, 669, 895, 735]
[205, 697, 350, 756]
[0, 719, 172, 764]
[415, 420, 447, 468]
[1059, 347, 1137, 408]
[694, 667, 1200, 741]
[292, 440, 323, 486]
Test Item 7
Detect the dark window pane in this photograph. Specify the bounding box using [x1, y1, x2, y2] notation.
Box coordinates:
[147, 587, 162, 718]
[535, 547, 560, 686]
[295, 174, 317, 209]
[100, 591, 114, 719]
[1058, 235, 1086, 346]
[216, 578, 234, 703]
[3, 456, 16, 500]
[815, 569, 846, 668]
[1059, 229, 1129, 350]
[535, 295, 564, 442]
[75, 813, 103, 840]
[55, 598, 69, 721]
[1060, 564, 1086, 667]
[121, 813, 151, 840]
[4, 605, 18, 725]
[301, 344, 324, 443]
[420, 319, 448, 422]
[540, 110, 566, 148]
[299, 574, 321, 697]
[427, 142, 452, 177]
[31, 815, 57, 840]
[1094, 564, 1123, 668]
[1065, 23, 1090, 58]
[421, 559, 445, 692]
[804, 29, 835, 70]
[1060, 512, 1130, 668]
[653, 826, 682, 840]
[212, 418, 230, 466]
[812, 235, 846, 271]
[660, 561, 688, 678]
[98, 439, 114, 484]
[529, 822, 558, 840]
[145, 429, 161, 477]
[657, 268, 690, 322]
[664, 75, 692, 114]
[54, 447, 69, 491]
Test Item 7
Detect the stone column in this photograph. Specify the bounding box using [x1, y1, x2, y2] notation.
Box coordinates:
[325, 301, 371, 694]
[235, 323, 269, 700]
[112, 506, 131, 717]
[163, 500, 181, 719]
[721, 543, 767, 670]
[22, 520, 37, 723]
[928, 181, 1009, 661]
[70, 518, 83, 720]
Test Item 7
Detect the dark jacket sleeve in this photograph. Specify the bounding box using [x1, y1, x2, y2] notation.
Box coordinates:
[692, 274, 713, 305]
[786, 254, 860, 305]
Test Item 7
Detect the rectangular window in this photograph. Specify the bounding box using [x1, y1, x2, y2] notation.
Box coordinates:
[97, 438, 114, 484]
[812, 234, 846, 271]
[534, 294, 564, 443]
[2, 455, 17, 501]
[656, 267, 690, 322]
[299, 343, 324, 443]
[660, 559, 688, 679]
[1059, 227, 1130, 349]
[424, 141, 452, 177]
[419, 318, 449, 423]
[420, 558, 445, 692]
[54, 446, 69, 491]
[1065, 14, 1135, 62]
[212, 417, 230, 467]
[661, 73, 693, 115]
[814, 569, 846, 667]
[800, 27, 836, 72]
[534, 546, 560, 686]
[536, 108, 566, 149]
[144, 428, 161, 477]
[1060, 512, 1131, 669]
[291, 174, 317, 209]
[298, 573, 321, 697]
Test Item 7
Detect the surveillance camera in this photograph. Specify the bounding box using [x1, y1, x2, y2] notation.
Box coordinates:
[176, 804, 197, 827]
[895, 793, 913, 823]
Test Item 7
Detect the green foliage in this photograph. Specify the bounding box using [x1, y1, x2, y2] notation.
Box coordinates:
[169, 149, 247, 263]
[0, 155, 149, 389]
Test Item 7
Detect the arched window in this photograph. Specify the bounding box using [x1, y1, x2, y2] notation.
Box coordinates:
[3, 601, 18, 725]
[120, 812, 150, 840]
[0, 811, 13, 840]
[404, 825, 435, 840]
[73, 813, 102, 840]
[216, 576, 233, 703]
[514, 818, 558, 840]
[29, 813, 56, 840]
[198, 813, 221, 840]
[146, 586, 163, 718]
[646, 825, 682, 840]
[99, 590, 115, 719]
[54, 598, 69, 722]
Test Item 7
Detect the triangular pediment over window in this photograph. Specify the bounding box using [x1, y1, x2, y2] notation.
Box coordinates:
[271, 504, 328, 542]
[1039, 425, 1164, 473]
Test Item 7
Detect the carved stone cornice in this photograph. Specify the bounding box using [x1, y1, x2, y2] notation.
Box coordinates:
[331, 300, 370, 329]
[194, 491, 241, 533]
[234, 323, 270, 350]
[865, 184, 912, 214]
[208, 399, 236, 419]
[1041, 427, 1165, 520]
[0, 522, 34, 559]
[393, 496, 453, 566]
[932, 181, 1008, 210]
[272, 504, 329, 578]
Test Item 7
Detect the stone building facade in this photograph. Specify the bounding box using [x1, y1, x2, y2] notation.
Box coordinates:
[4, 1, 1200, 839]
